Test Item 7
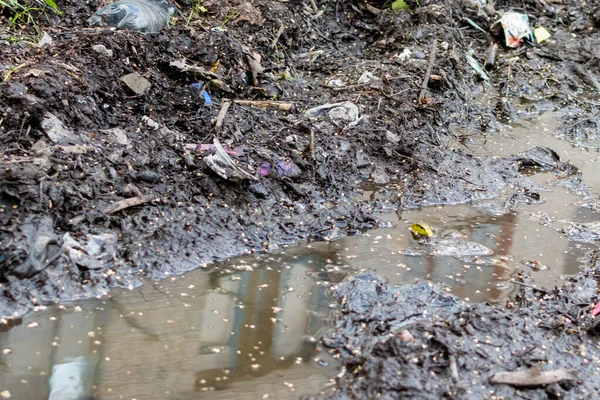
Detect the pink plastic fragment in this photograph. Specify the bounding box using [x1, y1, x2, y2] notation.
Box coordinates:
[591, 302, 600, 318]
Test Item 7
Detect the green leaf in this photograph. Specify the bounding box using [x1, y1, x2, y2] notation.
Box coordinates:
[198, 5, 207, 12]
[391, 0, 410, 11]
[42, 0, 61, 14]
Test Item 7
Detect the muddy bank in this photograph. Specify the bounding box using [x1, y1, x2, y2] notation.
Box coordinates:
[307, 266, 600, 400]
[1, 0, 600, 319]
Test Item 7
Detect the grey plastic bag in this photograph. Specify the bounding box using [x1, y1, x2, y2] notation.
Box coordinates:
[89, 0, 174, 33]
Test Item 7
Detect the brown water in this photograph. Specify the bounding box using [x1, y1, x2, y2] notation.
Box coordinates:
[1, 111, 599, 399]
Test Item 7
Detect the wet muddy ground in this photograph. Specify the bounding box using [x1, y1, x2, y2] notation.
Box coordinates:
[3, 110, 600, 398]
[2, 0, 600, 398]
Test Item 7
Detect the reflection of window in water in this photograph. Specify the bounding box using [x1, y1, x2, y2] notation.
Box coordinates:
[48, 357, 90, 400]
[196, 262, 329, 390]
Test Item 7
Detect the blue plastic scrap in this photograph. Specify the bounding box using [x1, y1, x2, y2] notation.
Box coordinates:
[190, 82, 212, 105]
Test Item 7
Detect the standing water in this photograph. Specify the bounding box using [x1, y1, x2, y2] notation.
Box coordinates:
[1, 111, 599, 398]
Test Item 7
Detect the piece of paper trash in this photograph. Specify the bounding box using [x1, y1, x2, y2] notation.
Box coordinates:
[534, 27, 551, 43]
[491, 11, 534, 48]
[591, 302, 600, 317]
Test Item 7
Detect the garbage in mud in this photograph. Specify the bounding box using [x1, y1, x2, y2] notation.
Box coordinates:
[534, 26, 552, 43]
[466, 50, 490, 81]
[37, 32, 52, 47]
[62, 232, 119, 271]
[592, 302, 600, 317]
[491, 11, 535, 48]
[189, 82, 212, 105]
[255, 158, 301, 178]
[203, 137, 256, 181]
[89, 0, 174, 33]
[305, 101, 361, 128]
[408, 223, 433, 239]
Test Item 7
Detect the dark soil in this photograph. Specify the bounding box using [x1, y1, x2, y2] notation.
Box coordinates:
[2, 0, 600, 397]
[307, 266, 600, 399]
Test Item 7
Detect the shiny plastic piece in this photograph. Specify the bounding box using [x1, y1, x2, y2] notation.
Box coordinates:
[89, 0, 174, 33]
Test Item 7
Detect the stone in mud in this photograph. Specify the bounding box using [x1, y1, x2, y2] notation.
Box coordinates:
[92, 44, 113, 57]
[40, 113, 82, 145]
[121, 72, 151, 95]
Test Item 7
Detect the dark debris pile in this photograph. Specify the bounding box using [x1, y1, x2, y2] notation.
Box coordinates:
[308, 268, 600, 399]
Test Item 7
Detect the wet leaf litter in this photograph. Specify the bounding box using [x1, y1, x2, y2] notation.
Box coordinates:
[2, 0, 600, 399]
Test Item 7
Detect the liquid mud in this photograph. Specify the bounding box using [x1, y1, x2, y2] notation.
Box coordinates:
[1, 112, 599, 398]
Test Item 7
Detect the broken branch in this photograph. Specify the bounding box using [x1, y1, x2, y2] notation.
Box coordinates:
[214, 101, 231, 129]
[231, 99, 293, 111]
[489, 366, 577, 388]
[104, 194, 156, 214]
[419, 39, 438, 104]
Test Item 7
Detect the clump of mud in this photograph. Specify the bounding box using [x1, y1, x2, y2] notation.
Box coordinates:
[308, 268, 600, 399]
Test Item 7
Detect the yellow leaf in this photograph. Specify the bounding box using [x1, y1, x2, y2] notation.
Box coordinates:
[409, 223, 433, 238]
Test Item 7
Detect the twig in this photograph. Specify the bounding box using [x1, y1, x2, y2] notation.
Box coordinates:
[309, 128, 315, 160]
[449, 355, 459, 382]
[2, 62, 31, 82]
[104, 194, 156, 214]
[308, 0, 318, 13]
[231, 99, 292, 111]
[490, 366, 577, 387]
[419, 40, 438, 103]
[214, 101, 231, 129]
[271, 25, 285, 48]
[510, 279, 549, 293]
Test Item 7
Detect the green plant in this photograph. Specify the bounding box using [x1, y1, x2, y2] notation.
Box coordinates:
[219, 8, 237, 28]
[185, 0, 207, 24]
[390, 0, 410, 11]
[0, 0, 61, 33]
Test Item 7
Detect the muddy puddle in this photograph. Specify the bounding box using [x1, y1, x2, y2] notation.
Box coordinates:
[0, 261, 339, 399]
[2, 111, 600, 398]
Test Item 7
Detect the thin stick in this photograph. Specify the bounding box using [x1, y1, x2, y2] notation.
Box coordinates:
[214, 101, 231, 129]
[309, 128, 315, 160]
[449, 355, 459, 382]
[419, 40, 438, 103]
[308, 0, 318, 12]
[232, 99, 292, 111]
[510, 279, 549, 293]
[104, 194, 156, 214]
[271, 25, 285, 48]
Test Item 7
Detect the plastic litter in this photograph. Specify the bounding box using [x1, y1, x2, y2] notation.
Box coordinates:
[304, 101, 361, 128]
[37, 32, 53, 47]
[203, 138, 256, 181]
[534, 26, 551, 43]
[466, 50, 490, 81]
[190, 82, 213, 105]
[491, 11, 534, 48]
[275, 158, 301, 178]
[89, 0, 174, 33]
[256, 159, 301, 178]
